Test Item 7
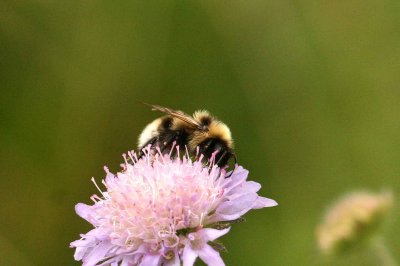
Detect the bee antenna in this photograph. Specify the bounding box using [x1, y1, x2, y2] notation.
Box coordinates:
[141, 102, 155, 109]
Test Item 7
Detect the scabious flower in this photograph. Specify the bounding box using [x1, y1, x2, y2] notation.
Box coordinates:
[316, 191, 393, 255]
[70, 149, 277, 266]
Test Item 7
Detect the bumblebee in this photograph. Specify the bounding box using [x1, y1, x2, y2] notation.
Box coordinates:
[138, 104, 236, 167]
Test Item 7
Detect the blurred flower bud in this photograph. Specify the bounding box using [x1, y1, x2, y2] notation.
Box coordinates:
[316, 191, 393, 255]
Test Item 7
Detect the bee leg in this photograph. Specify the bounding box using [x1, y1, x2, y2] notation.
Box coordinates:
[197, 138, 214, 162]
[159, 132, 180, 155]
[199, 138, 232, 167]
[224, 153, 237, 178]
[138, 137, 158, 159]
[215, 150, 228, 166]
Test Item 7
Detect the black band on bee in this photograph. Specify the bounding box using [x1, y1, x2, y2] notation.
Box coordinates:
[139, 130, 188, 158]
[199, 116, 211, 127]
[161, 116, 173, 130]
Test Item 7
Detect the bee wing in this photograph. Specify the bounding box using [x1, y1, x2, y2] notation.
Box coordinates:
[143, 103, 201, 129]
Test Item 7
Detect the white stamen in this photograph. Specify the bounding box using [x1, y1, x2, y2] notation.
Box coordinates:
[91, 177, 106, 198]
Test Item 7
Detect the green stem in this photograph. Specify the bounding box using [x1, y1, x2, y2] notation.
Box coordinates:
[370, 237, 397, 266]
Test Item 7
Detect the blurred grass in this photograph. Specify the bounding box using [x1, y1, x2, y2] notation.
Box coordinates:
[0, 0, 399, 265]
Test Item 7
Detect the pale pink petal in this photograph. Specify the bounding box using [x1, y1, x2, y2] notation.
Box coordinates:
[241, 181, 261, 193]
[216, 193, 258, 220]
[73, 246, 89, 261]
[82, 242, 112, 266]
[253, 196, 278, 209]
[182, 246, 198, 266]
[104, 167, 115, 182]
[222, 168, 248, 190]
[70, 236, 95, 248]
[97, 254, 129, 266]
[120, 257, 131, 266]
[97, 258, 116, 266]
[230, 166, 247, 177]
[75, 203, 98, 224]
[71, 230, 99, 260]
[165, 260, 180, 266]
[224, 181, 262, 200]
[223, 166, 247, 181]
[202, 228, 231, 242]
[140, 254, 161, 266]
[197, 244, 225, 266]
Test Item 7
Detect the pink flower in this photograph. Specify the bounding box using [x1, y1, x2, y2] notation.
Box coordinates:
[70, 150, 277, 266]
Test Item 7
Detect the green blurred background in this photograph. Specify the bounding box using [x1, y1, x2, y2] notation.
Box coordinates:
[1, 1, 399, 265]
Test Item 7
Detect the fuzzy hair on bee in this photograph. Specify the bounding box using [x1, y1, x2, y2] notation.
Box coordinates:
[138, 104, 236, 168]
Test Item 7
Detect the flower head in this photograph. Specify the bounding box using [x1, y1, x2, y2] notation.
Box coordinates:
[316, 191, 393, 255]
[70, 150, 277, 266]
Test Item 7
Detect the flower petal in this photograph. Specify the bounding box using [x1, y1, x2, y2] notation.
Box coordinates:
[243, 181, 261, 193]
[224, 166, 246, 179]
[120, 259, 129, 266]
[222, 167, 248, 189]
[75, 203, 98, 225]
[253, 196, 278, 209]
[182, 246, 198, 266]
[216, 193, 258, 220]
[70, 236, 95, 249]
[82, 242, 113, 266]
[202, 228, 231, 242]
[140, 254, 161, 266]
[104, 167, 115, 182]
[73, 246, 89, 261]
[197, 244, 225, 266]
